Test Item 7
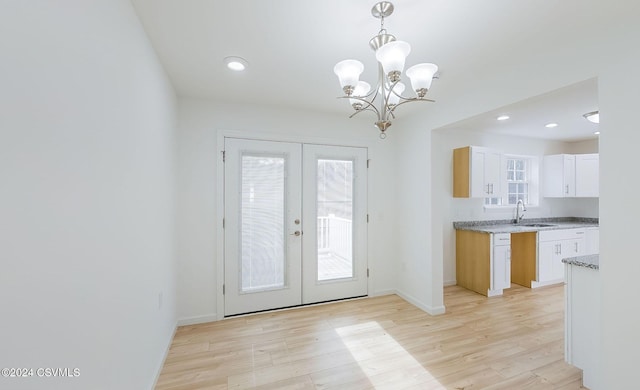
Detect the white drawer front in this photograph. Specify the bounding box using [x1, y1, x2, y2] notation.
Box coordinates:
[494, 233, 511, 246]
[539, 228, 586, 242]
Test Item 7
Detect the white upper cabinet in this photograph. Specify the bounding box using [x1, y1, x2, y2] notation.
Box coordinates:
[543, 154, 598, 198]
[543, 154, 576, 197]
[575, 154, 599, 197]
[454, 146, 503, 198]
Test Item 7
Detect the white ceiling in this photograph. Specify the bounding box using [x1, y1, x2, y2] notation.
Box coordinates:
[130, 0, 602, 141]
[437, 78, 599, 141]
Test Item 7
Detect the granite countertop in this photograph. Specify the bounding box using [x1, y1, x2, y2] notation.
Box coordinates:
[453, 217, 598, 234]
[562, 254, 599, 270]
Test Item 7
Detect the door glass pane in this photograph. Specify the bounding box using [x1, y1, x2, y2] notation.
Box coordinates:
[317, 159, 354, 281]
[240, 154, 286, 293]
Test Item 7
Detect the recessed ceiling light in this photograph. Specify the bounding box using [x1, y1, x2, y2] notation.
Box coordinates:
[224, 56, 248, 71]
[594, 131, 600, 135]
[583, 111, 599, 124]
[497, 115, 510, 121]
[545, 123, 558, 128]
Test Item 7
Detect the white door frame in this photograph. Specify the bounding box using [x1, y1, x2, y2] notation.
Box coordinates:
[215, 129, 374, 320]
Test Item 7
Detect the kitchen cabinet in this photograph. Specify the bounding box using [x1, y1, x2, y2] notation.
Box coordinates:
[535, 229, 585, 287]
[575, 154, 599, 197]
[510, 232, 537, 288]
[585, 227, 599, 255]
[543, 154, 576, 197]
[543, 153, 599, 198]
[493, 233, 511, 290]
[453, 146, 503, 198]
[455, 230, 510, 296]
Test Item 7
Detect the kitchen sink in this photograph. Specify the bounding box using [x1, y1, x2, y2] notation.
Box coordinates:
[520, 223, 558, 227]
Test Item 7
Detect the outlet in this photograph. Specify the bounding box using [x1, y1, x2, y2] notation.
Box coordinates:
[158, 291, 163, 310]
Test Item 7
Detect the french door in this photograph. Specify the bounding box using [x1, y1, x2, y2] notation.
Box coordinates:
[223, 138, 368, 316]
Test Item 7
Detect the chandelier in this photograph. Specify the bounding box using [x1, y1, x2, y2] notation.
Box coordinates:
[334, 2, 438, 139]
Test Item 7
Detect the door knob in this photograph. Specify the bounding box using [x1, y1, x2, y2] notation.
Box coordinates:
[290, 231, 302, 236]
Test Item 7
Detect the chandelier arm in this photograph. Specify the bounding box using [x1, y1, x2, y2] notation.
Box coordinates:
[348, 107, 378, 119]
[387, 97, 436, 114]
[392, 91, 437, 103]
[338, 95, 381, 117]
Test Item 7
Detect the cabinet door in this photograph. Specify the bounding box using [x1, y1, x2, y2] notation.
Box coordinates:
[554, 238, 585, 280]
[493, 245, 511, 290]
[585, 228, 599, 255]
[543, 154, 571, 198]
[485, 150, 502, 196]
[564, 237, 585, 257]
[470, 147, 502, 197]
[552, 242, 565, 280]
[538, 241, 556, 282]
[563, 155, 576, 197]
[470, 147, 488, 197]
[575, 154, 599, 197]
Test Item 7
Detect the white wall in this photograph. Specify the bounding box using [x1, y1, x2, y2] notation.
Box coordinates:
[598, 35, 640, 389]
[175, 98, 398, 323]
[432, 129, 599, 284]
[393, 0, 639, 387]
[391, 121, 444, 314]
[0, 2, 177, 389]
[566, 138, 599, 154]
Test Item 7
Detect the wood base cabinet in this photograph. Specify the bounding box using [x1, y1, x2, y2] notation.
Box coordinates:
[510, 232, 537, 288]
[456, 230, 511, 297]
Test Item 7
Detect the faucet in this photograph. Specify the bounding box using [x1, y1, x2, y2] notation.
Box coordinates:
[515, 199, 527, 224]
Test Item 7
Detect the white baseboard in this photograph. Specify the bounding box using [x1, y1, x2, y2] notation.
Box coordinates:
[395, 290, 446, 316]
[370, 288, 397, 297]
[531, 279, 564, 289]
[443, 280, 457, 287]
[177, 313, 219, 326]
[151, 322, 177, 390]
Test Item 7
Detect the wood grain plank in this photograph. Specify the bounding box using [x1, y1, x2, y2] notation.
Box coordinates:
[155, 284, 582, 390]
[456, 230, 491, 296]
[511, 232, 538, 288]
[453, 146, 471, 197]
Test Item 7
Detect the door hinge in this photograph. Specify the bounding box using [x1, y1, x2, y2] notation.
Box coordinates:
[367, 268, 370, 278]
[367, 214, 369, 223]
[222, 150, 226, 162]
[367, 159, 370, 168]
[222, 284, 225, 295]
[222, 218, 225, 228]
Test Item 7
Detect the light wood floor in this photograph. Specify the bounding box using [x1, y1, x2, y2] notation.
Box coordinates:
[156, 284, 585, 389]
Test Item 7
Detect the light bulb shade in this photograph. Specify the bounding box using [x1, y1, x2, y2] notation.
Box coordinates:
[375, 41, 411, 77]
[380, 82, 405, 106]
[406, 63, 438, 94]
[583, 111, 599, 124]
[334, 60, 364, 89]
[349, 81, 371, 107]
